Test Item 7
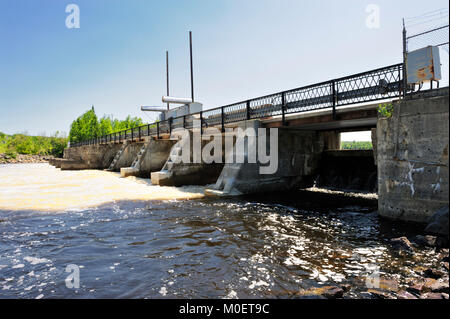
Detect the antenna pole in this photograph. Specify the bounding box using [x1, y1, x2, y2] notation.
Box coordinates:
[166, 51, 170, 110]
[189, 31, 194, 103]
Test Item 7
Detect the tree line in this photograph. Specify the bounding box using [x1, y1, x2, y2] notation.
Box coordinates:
[0, 131, 68, 158]
[68, 107, 145, 143]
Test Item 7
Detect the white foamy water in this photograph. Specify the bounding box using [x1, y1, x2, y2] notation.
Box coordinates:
[0, 163, 205, 211]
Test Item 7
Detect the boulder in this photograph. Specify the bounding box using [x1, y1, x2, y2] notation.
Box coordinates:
[297, 286, 344, 299]
[390, 236, 415, 255]
[366, 289, 396, 299]
[397, 290, 418, 299]
[425, 206, 449, 237]
[425, 279, 449, 293]
[412, 235, 437, 247]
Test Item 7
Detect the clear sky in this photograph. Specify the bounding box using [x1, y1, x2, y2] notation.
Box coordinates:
[0, 0, 448, 136]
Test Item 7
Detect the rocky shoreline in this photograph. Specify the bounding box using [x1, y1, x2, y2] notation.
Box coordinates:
[294, 234, 449, 299]
[0, 153, 55, 164]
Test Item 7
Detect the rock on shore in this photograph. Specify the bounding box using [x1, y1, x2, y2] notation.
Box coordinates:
[0, 153, 55, 164]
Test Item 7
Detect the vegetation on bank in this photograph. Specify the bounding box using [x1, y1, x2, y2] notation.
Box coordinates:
[0, 131, 68, 158]
[68, 107, 145, 143]
[341, 141, 373, 150]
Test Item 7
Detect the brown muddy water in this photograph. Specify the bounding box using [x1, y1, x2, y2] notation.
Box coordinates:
[0, 164, 440, 298]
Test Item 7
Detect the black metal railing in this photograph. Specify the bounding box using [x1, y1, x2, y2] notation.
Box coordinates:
[71, 63, 404, 147]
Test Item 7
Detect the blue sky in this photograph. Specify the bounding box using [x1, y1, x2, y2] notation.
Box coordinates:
[0, 0, 448, 136]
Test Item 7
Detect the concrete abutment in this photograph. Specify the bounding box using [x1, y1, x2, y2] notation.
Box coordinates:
[377, 89, 449, 223]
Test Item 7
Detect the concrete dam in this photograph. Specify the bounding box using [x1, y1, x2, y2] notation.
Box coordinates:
[51, 66, 449, 226]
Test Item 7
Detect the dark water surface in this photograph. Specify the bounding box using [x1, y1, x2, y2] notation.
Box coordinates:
[0, 190, 438, 298]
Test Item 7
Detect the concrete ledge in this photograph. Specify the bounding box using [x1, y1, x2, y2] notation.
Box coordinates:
[151, 170, 171, 186]
[120, 167, 139, 178]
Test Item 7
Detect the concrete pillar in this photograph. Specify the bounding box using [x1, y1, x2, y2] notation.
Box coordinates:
[323, 130, 341, 150]
[206, 121, 324, 196]
[371, 128, 377, 165]
[377, 91, 449, 223]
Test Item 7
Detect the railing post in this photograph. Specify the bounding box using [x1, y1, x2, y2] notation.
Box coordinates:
[331, 80, 337, 120]
[157, 122, 160, 139]
[147, 124, 150, 137]
[221, 106, 225, 133]
[200, 111, 203, 135]
[246, 100, 251, 120]
[169, 118, 172, 135]
[281, 92, 286, 126]
[183, 115, 186, 129]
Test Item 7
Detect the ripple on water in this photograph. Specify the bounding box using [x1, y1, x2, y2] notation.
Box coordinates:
[0, 165, 438, 298]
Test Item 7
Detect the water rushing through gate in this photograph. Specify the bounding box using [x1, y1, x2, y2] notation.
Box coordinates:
[0, 164, 439, 298]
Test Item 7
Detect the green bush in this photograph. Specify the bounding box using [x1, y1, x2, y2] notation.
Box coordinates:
[378, 103, 394, 118]
[0, 133, 68, 158]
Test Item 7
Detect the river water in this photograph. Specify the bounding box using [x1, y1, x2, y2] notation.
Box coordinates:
[0, 164, 439, 298]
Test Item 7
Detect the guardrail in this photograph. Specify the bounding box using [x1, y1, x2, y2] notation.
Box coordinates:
[71, 63, 404, 147]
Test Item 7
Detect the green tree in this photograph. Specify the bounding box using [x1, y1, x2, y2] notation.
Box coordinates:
[68, 107, 145, 143]
[69, 106, 100, 143]
[99, 115, 113, 136]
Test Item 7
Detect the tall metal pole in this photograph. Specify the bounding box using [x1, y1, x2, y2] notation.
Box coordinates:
[189, 31, 194, 103]
[166, 51, 170, 110]
[402, 19, 407, 99]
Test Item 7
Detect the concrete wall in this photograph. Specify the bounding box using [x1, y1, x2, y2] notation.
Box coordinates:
[61, 143, 123, 170]
[377, 90, 449, 223]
